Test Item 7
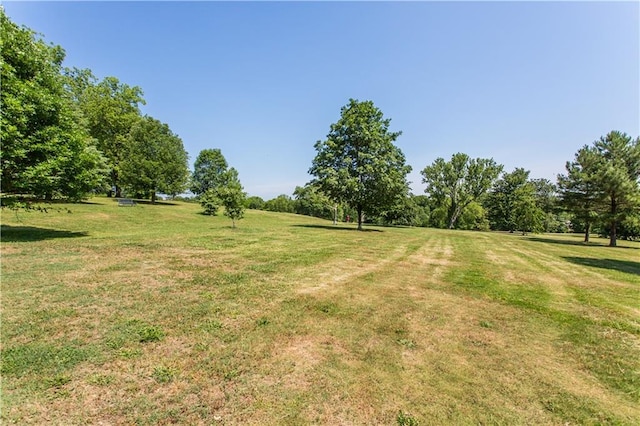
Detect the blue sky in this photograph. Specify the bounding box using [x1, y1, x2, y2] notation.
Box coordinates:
[4, 1, 639, 199]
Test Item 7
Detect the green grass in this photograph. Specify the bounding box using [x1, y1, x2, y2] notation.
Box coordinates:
[1, 197, 639, 424]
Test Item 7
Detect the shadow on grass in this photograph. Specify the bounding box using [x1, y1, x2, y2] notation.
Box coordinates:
[112, 199, 178, 206]
[291, 224, 383, 233]
[526, 236, 639, 250]
[0, 225, 88, 242]
[562, 256, 640, 276]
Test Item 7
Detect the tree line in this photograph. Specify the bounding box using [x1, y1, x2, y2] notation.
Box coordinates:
[2, 10, 638, 244]
[255, 99, 639, 247]
[1, 10, 190, 204]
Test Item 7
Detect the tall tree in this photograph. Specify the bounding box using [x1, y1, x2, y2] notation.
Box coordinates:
[293, 184, 338, 222]
[421, 153, 503, 229]
[191, 148, 229, 197]
[216, 168, 246, 228]
[309, 99, 412, 230]
[485, 168, 531, 231]
[0, 10, 107, 201]
[120, 116, 189, 203]
[74, 74, 145, 197]
[512, 183, 546, 235]
[592, 131, 640, 247]
[557, 146, 602, 242]
[264, 194, 296, 213]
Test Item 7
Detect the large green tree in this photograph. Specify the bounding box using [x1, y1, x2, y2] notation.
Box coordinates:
[557, 146, 602, 242]
[512, 182, 546, 234]
[190, 148, 229, 197]
[485, 168, 531, 231]
[293, 184, 339, 223]
[217, 168, 246, 228]
[309, 99, 412, 230]
[120, 116, 189, 203]
[0, 10, 107, 201]
[421, 153, 503, 229]
[592, 131, 640, 247]
[70, 72, 145, 197]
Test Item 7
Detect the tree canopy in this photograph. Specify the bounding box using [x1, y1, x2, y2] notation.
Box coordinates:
[191, 148, 229, 197]
[421, 153, 502, 229]
[0, 9, 107, 201]
[309, 99, 412, 230]
[119, 116, 189, 203]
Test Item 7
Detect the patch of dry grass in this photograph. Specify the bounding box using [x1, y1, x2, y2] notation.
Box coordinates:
[1, 199, 639, 424]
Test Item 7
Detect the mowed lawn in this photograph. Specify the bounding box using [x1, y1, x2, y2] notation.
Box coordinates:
[1, 198, 639, 425]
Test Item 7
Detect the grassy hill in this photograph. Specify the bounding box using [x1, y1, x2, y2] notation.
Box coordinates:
[1, 198, 639, 425]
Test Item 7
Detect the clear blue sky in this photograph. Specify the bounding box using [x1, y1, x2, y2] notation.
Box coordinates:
[4, 1, 639, 199]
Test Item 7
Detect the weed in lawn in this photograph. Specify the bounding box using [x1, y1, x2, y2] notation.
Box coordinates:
[138, 324, 164, 343]
[256, 317, 270, 326]
[397, 339, 417, 349]
[397, 410, 420, 426]
[152, 366, 176, 383]
[87, 373, 115, 386]
[44, 374, 71, 388]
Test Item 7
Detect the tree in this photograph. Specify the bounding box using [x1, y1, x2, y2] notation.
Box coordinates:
[0, 9, 108, 201]
[485, 168, 530, 231]
[72, 72, 145, 197]
[557, 146, 602, 242]
[309, 99, 412, 230]
[457, 202, 490, 231]
[191, 148, 229, 197]
[199, 189, 220, 215]
[293, 184, 338, 222]
[245, 196, 265, 210]
[512, 183, 546, 234]
[120, 116, 189, 203]
[421, 153, 503, 229]
[592, 131, 640, 247]
[264, 194, 296, 213]
[216, 168, 246, 228]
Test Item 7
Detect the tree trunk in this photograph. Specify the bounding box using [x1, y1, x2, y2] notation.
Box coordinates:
[609, 198, 617, 247]
[357, 206, 364, 231]
[115, 185, 122, 198]
[583, 222, 591, 243]
[151, 191, 156, 204]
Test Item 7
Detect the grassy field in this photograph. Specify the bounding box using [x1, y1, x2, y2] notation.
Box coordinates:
[1, 198, 639, 425]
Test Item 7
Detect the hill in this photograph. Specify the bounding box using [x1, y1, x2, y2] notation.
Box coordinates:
[1, 198, 639, 424]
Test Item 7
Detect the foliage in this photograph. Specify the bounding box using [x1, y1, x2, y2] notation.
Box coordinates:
[397, 411, 420, 426]
[558, 145, 602, 242]
[190, 148, 229, 197]
[217, 168, 246, 228]
[0, 10, 108, 201]
[67, 70, 145, 197]
[377, 194, 429, 227]
[485, 168, 530, 231]
[421, 153, 502, 229]
[264, 194, 296, 213]
[592, 131, 640, 247]
[512, 183, 546, 234]
[309, 99, 412, 230]
[120, 116, 189, 203]
[245, 195, 265, 210]
[293, 184, 337, 221]
[559, 131, 640, 246]
[457, 201, 490, 231]
[200, 189, 220, 215]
